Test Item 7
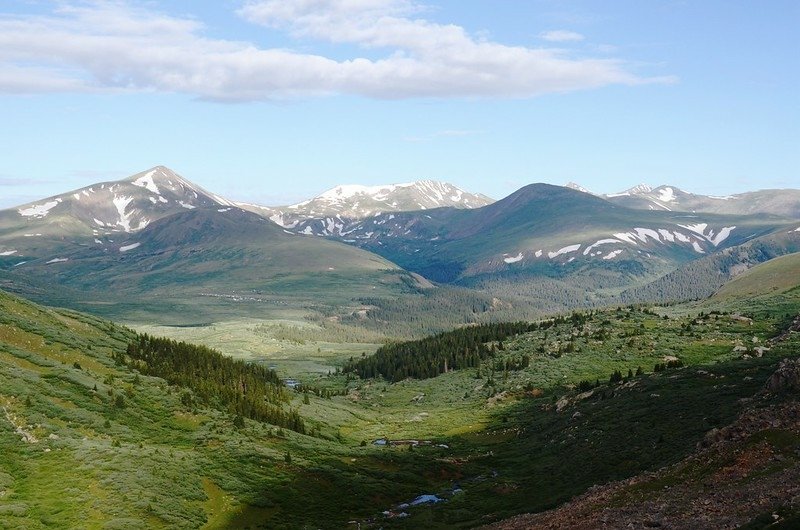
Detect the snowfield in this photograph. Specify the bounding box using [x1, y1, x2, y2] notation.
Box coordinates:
[548, 244, 581, 259]
[132, 170, 161, 194]
[18, 199, 61, 218]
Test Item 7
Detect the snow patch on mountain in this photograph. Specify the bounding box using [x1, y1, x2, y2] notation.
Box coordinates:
[583, 239, 620, 255]
[18, 199, 62, 218]
[658, 229, 675, 242]
[113, 195, 135, 232]
[210, 193, 233, 207]
[46, 258, 68, 264]
[708, 226, 735, 246]
[679, 223, 708, 236]
[657, 187, 676, 202]
[603, 250, 624, 260]
[178, 201, 196, 210]
[678, 223, 735, 246]
[504, 252, 523, 264]
[132, 170, 161, 194]
[566, 182, 591, 194]
[119, 243, 141, 252]
[548, 244, 581, 259]
[0, 250, 17, 256]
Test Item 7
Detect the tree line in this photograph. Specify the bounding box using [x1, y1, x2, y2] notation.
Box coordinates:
[121, 334, 305, 434]
[344, 321, 539, 381]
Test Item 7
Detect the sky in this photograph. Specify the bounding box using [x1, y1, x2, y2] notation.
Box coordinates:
[0, 0, 798, 208]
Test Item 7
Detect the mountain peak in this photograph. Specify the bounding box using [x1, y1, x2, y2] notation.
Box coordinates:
[280, 179, 493, 221]
[607, 183, 653, 197]
[566, 182, 591, 194]
[627, 183, 653, 194]
[127, 166, 197, 191]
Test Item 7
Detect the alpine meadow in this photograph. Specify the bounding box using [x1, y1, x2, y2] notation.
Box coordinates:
[1, 2, 798, 529]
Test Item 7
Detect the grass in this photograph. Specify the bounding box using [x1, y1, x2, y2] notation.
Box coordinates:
[711, 252, 800, 302]
[1, 271, 800, 528]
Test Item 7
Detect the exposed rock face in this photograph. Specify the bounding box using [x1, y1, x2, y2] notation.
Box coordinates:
[765, 358, 800, 393]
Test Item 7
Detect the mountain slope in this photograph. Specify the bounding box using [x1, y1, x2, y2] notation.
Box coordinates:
[0, 166, 233, 261]
[619, 227, 800, 306]
[2, 207, 426, 324]
[0, 289, 450, 529]
[711, 251, 800, 302]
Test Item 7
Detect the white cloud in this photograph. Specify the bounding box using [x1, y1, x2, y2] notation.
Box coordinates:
[0, 1, 674, 101]
[539, 30, 586, 42]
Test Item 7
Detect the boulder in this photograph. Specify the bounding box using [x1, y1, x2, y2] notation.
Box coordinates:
[765, 359, 800, 393]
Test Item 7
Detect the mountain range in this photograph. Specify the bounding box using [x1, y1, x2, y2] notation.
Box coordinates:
[1, 166, 799, 325]
[569, 181, 800, 218]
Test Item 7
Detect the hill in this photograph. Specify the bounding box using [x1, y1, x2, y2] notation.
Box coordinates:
[1, 207, 426, 324]
[711, 252, 800, 302]
[619, 228, 800, 306]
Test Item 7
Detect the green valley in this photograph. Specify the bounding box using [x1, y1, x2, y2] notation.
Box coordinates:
[2, 252, 800, 528]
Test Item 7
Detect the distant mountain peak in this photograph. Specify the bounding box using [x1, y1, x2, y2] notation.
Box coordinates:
[2, 166, 235, 246]
[607, 183, 653, 197]
[272, 179, 493, 224]
[296, 180, 485, 206]
[566, 182, 591, 194]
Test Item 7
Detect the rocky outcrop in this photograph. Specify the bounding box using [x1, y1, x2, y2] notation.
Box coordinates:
[765, 358, 800, 393]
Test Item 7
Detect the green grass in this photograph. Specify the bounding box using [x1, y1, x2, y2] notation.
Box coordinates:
[711, 252, 800, 302]
[2, 275, 800, 529]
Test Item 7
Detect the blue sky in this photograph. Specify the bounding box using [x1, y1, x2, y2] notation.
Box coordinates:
[0, 0, 797, 208]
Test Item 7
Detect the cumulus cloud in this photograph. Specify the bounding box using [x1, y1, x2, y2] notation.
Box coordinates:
[539, 30, 586, 42]
[0, 1, 673, 101]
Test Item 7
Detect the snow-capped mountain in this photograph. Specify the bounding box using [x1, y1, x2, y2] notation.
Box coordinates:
[2, 166, 230, 234]
[567, 182, 800, 218]
[239, 179, 494, 237]
[0, 166, 237, 261]
[288, 183, 793, 283]
[565, 182, 591, 194]
[606, 185, 800, 217]
[606, 183, 654, 198]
